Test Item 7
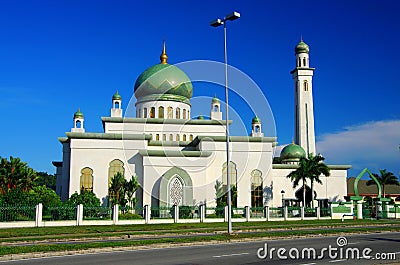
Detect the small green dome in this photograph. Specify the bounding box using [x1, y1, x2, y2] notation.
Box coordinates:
[252, 115, 261, 123]
[74, 108, 84, 119]
[212, 95, 220, 103]
[113, 90, 122, 100]
[134, 63, 193, 104]
[280, 143, 306, 160]
[295, 40, 310, 54]
[197, 115, 205, 120]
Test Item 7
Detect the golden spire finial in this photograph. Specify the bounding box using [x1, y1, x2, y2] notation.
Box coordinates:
[300, 35, 303, 42]
[292, 138, 295, 144]
[160, 40, 168, 64]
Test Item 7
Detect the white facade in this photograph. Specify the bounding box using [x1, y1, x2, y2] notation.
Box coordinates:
[54, 40, 350, 208]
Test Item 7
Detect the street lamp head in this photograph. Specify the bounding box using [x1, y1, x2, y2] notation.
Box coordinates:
[225, 11, 240, 21]
[210, 18, 223, 27]
[281, 190, 285, 194]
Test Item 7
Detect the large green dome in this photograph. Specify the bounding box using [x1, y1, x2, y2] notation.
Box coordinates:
[280, 143, 306, 161]
[295, 40, 309, 54]
[134, 63, 193, 104]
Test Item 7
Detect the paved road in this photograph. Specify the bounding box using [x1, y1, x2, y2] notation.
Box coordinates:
[2, 232, 400, 265]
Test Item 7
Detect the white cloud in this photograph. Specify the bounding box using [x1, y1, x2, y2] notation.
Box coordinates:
[316, 120, 400, 177]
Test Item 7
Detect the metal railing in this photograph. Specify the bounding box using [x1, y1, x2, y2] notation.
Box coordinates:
[0, 205, 35, 222]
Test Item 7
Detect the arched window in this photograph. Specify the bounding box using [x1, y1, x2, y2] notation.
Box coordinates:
[169, 176, 184, 206]
[158, 106, 164, 118]
[150, 107, 155, 118]
[214, 105, 219, 112]
[108, 159, 124, 188]
[189, 134, 193, 141]
[80, 167, 93, 192]
[163, 134, 166, 141]
[156, 134, 160, 141]
[76, 120, 81, 128]
[303, 57, 307, 67]
[183, 134, 187, 141]
[167, 107, 173, 119]
[251, 170, 263, 208]
[169, 134, 173, 141]
[187, 110, 190, 119]
[138, 109, 141, 118]
[115, 102, 120, 109]
[222, 161, 237, 186]
[183, 109, 187, 119]
[143, 108, 148, 118]
[255, 125, 260, 133]
[176, 108, 181, 119]
[304, 80, 309, 91]
[176, 134, 180, 141]
[298, 57, 301, 67]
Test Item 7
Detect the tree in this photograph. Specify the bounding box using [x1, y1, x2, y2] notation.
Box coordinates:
[124, 175, 139, 209]
[287, 153, 330, 207]
[0, 156, 37, 194]
[108, 172, 127, 207]
[366, 169, 399, 198]
[35, 171, 56, 191]
[214, 180, 238, 217]
[66, 190, 101, 207]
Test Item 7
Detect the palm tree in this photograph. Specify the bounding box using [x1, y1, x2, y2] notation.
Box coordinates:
[0, 156, 30, 194]
[18, 167, 38, 192]
[108, 172, 126, 206]
[308, 153, 330, 207]
[124, 175, 139, 209]
[366, 169, 399, 198]
[287, 153, 330, 207]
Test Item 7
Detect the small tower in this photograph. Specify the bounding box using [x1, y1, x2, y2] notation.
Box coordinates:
[210, 95, 222, 120]
[71, 108, 85, 133]
[251, 115, 263, 137]
[291, 38, 316, 155]
[111, 90, 122, 118]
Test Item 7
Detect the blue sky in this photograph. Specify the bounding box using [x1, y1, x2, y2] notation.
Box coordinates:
[0, 0, 399, 178]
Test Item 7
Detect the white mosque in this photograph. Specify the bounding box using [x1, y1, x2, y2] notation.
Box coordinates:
[53, 40, 350, 208]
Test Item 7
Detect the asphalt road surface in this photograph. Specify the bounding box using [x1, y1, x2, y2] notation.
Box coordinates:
[2, 232, 400, 265]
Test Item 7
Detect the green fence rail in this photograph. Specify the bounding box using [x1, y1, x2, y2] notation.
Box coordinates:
[320, 207, 331, 217]
[178, 206, 199, 219]
[0, 205, 36, 222]
[150, 206, 173, 219]
[304, 207, 317, 217]
[250, 207, 264, 218]
[43, 205, 77, 221]
[287, 207, 301, 218]
[205, 207, 225, 218]
[269, 207, 284, 218]
[83, 206, 111, 220]
[119, 206, 144, 220]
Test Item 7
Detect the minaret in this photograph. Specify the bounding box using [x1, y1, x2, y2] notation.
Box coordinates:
[71, 108, 85, 133]
[291, 38, 316, 155]
[210, 95, 222, 120]
[251, 115, 263, 137]
[111, 90, 123, 118]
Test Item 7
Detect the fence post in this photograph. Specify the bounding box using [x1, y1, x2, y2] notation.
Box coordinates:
[265, 206, 269, 221]
[316, 207, 320, 220]
[224, 206, 229, 222]
[174, 205, 179, 223]
[357, 201, 363, 220]
[245, 206, 250, 222]
[113, 204, 119, 225]
[301, 206, 305, 220]
[76, 204, 83, 226]
[35, 203, 43, 227]
[199, 204, 205, 223]
[144, 205, 150, 224]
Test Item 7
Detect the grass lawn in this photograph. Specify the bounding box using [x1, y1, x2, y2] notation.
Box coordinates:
[0, 219, 399, 256]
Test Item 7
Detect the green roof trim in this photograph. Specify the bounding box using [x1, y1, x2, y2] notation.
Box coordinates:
[101, 117, 231, 125]
[273, 164, 351, 170]
[189, 135, 277, 147]
[139, 150, 212, 157]
[290, 67, 315, 74]
[64, 132, 152, 141]
[148, 140, 191, 147]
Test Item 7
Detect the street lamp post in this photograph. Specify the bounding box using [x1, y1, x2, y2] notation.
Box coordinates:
[210, 11, 240, 235]
[281, 190, 285, 207]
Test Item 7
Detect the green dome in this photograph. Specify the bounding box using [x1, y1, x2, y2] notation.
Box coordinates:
[295, 41, 309, 54]
[113, 90, 122, 100]
[280, 143, 306, 160]
[212, 95, 220, 103]
[134, 63, 193, 104]
[197, 115, 205, 120]
[74, 108, 84, 119]
[252, 115, 261, 123]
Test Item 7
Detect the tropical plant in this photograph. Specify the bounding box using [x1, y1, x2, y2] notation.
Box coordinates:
[124, 175, 139, 209]
[214, 180, 238, 217]
[366, 169, 399, 198]
[0, 156, 38, 194]
[108, 172, 127, 207]
[287, 153, 330, 207]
